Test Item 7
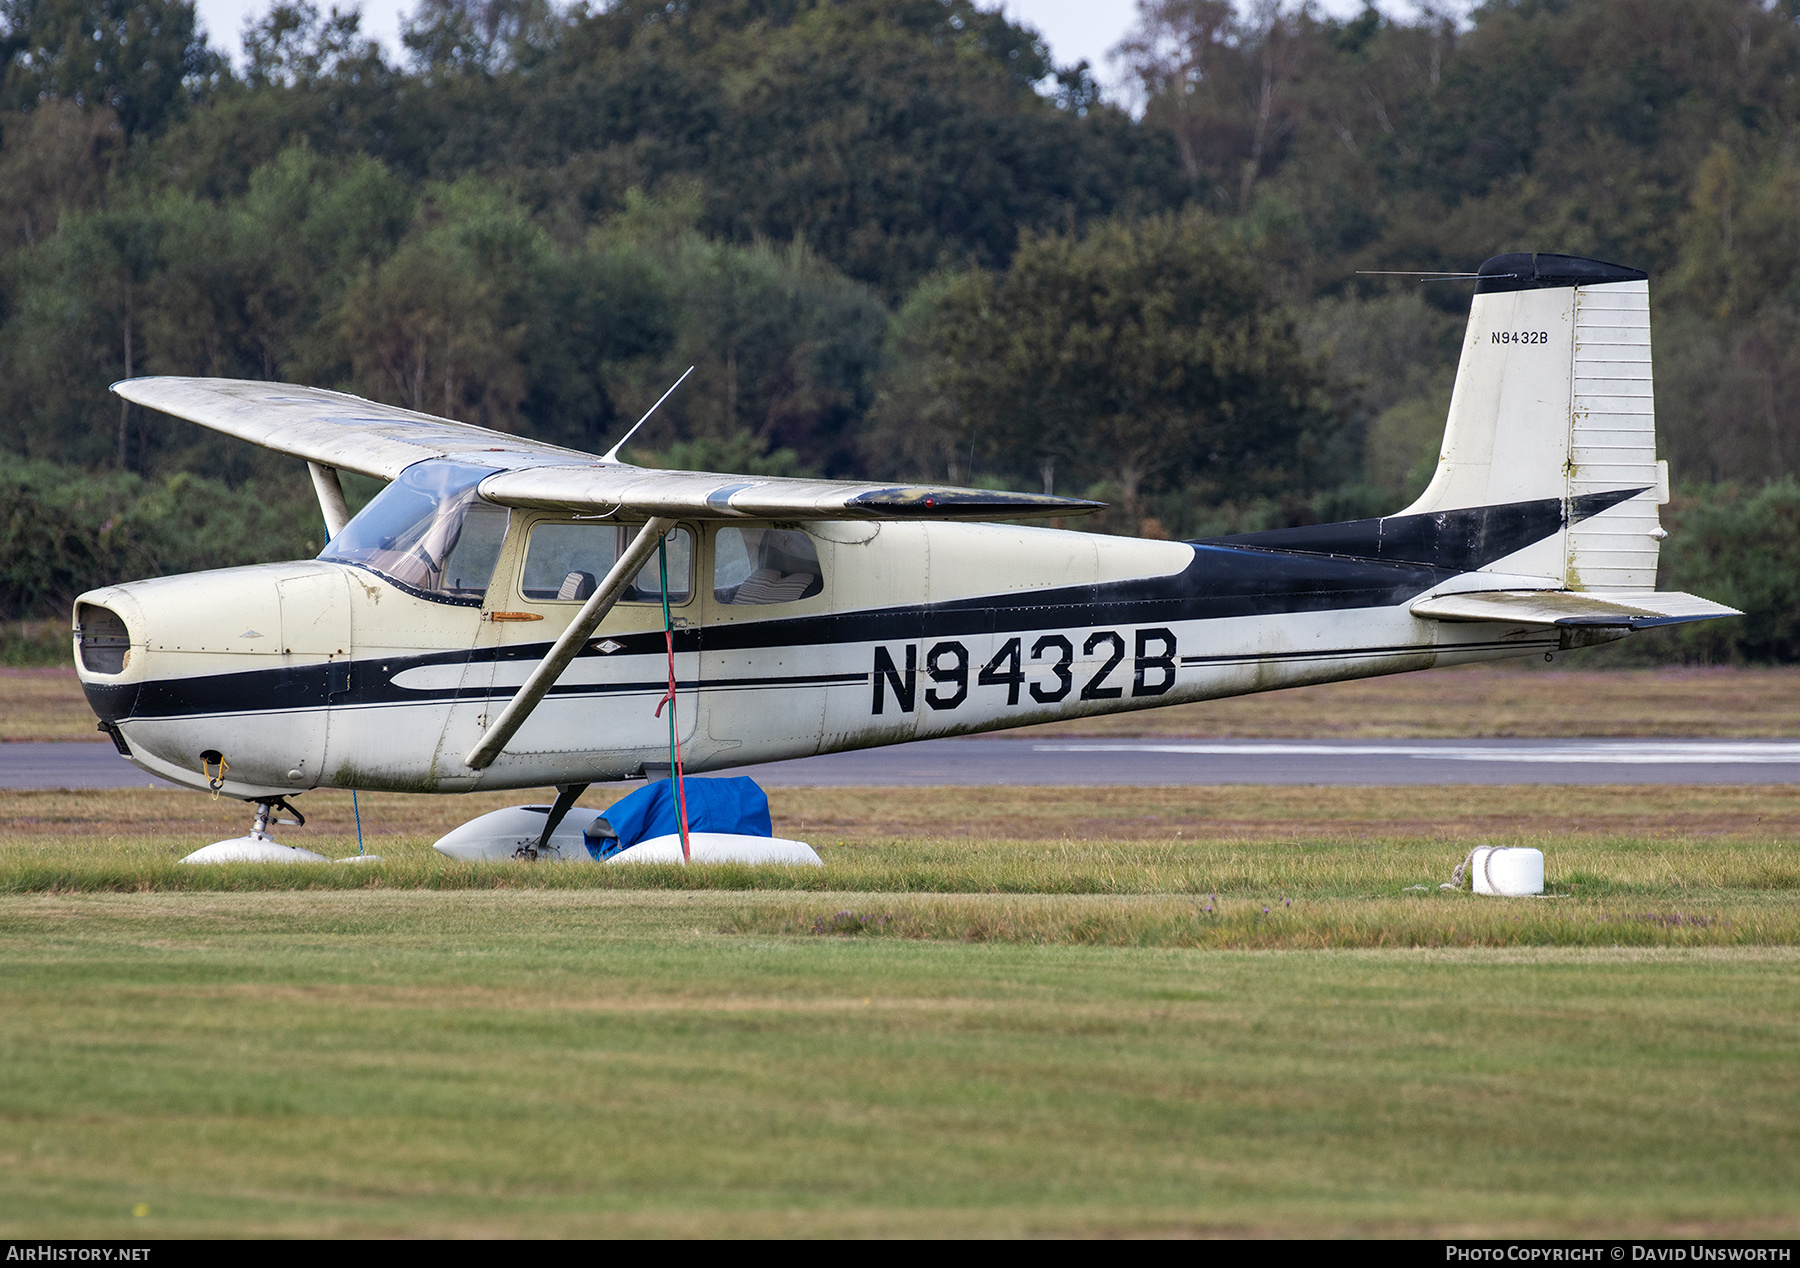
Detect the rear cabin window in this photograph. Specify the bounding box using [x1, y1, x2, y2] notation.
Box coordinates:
[521, 523, 692, 603]
[713, 526, 824, 605]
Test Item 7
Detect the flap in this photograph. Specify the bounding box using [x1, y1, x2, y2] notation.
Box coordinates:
[1411, 589, 1741, 628]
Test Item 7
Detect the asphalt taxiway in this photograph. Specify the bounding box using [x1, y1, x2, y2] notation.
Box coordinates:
[8, 737, 1800, 789]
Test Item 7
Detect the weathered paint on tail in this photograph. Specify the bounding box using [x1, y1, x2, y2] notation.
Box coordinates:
[1402, 253, 1667, 592]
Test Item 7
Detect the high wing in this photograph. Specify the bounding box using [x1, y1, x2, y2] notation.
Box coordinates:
[113, 376, 595, 479]
[112, 377, 1101, 521]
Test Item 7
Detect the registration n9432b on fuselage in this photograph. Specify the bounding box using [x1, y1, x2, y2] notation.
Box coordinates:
[76, 251, 1737, 807]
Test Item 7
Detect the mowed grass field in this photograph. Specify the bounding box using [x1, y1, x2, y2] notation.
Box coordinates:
[2, 784, 1797, 1236]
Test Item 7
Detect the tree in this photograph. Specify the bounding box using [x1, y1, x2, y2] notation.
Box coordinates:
[0, 0, 221, 139]
[0, 100, 118, 252]
[332, 228, 528, 430]
[916, 210, 1334, 534]
[1, 205, 164, 467]
[401, 0, 558, 77]
[242, 1, 385, 89]
[584, 190, 888, 474]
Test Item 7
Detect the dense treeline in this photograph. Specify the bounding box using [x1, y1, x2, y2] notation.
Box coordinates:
[2, 0, 1798, 660]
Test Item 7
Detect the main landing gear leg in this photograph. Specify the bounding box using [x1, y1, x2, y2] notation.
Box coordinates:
[516, 783, 589, 860]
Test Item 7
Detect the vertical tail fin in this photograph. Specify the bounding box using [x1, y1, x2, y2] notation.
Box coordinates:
[1402, 252, 1668, 591]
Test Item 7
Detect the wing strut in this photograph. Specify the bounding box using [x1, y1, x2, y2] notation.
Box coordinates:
[464, 516, 677, 771]
[308, 462, 351, 539]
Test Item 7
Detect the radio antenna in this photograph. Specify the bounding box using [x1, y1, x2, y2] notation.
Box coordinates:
[1355, 270, 1485, 282]
[601, 365, 695, 463]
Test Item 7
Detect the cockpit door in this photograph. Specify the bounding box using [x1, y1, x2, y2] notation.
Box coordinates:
[448, 516, 699, 783]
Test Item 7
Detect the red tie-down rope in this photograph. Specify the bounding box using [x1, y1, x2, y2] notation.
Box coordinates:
[653, 532, 691, 862]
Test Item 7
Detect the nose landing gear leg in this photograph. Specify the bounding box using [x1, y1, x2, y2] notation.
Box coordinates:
[249, 797, 306, 841]
[180, 796, 329, 865]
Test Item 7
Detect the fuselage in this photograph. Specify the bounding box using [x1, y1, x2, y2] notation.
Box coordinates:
[73, 506, 1576, 801]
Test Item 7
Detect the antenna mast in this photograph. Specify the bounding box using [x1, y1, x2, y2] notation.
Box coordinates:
[601, 365, 696, 464]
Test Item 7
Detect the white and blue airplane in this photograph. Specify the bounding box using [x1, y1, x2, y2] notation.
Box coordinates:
[73, 251, 1736, 858]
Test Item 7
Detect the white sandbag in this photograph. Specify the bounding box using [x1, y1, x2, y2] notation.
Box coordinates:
[607, 831, 821, 866]
[181, 836, 328, 864]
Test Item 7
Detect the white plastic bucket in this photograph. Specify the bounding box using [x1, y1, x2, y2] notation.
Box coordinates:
[1470, 846, 1544, 896]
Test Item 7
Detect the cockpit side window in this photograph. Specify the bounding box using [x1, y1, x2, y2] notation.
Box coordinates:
[438, 502, 510, 599]
[713, 526, 824, 605]
[318, 461, 506, 605]
[520, 522, 693, 604]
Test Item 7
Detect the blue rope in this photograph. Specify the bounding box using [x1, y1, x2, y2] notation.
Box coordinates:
[352, 789, 364, 855]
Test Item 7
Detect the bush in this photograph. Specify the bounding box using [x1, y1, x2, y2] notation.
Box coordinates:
[0, 460, 326, 621]
[1581, 479, 1800, 665]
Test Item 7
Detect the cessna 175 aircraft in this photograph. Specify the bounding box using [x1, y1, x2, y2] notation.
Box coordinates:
[74, 252, 1737, 857]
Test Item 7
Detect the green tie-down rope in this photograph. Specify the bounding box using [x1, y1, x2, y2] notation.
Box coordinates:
[655, 533, 692, 862]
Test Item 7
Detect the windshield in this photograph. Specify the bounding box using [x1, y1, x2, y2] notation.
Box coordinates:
[319, 461, 507, 604]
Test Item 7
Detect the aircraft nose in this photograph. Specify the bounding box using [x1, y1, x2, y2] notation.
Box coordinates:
[73, 592, 147, 728]
[71, 563, 352, 797]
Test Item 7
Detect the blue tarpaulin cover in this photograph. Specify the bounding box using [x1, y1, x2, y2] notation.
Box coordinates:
[585, 777, 772, 859]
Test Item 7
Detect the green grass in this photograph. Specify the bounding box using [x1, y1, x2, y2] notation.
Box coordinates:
[2, 827, 1796, 950]
[3, 786, 1798, 1234]
[731, 890, 1800, 949]
[1, 889, 1796, 1236]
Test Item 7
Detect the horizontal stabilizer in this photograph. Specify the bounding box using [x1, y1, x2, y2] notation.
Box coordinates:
[1411, 589, 1740, 629]
[112, 376, 1100, 522]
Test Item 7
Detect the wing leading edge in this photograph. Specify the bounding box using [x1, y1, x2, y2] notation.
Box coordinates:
[113, 376, 1100, 522]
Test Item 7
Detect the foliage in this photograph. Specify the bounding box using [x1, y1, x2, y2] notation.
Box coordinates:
[627, 431, 814, 479]
[1, 0, 1800, 658]
[601, 212, 889, 474]
[0, 458, 323, 619]
[0, 617, 63, 665]
[1117, 0, 1800, 489]
[1601, 479, 1800, 665]
[0, 0, 221, 139]
[879, 211, 1336, 533]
